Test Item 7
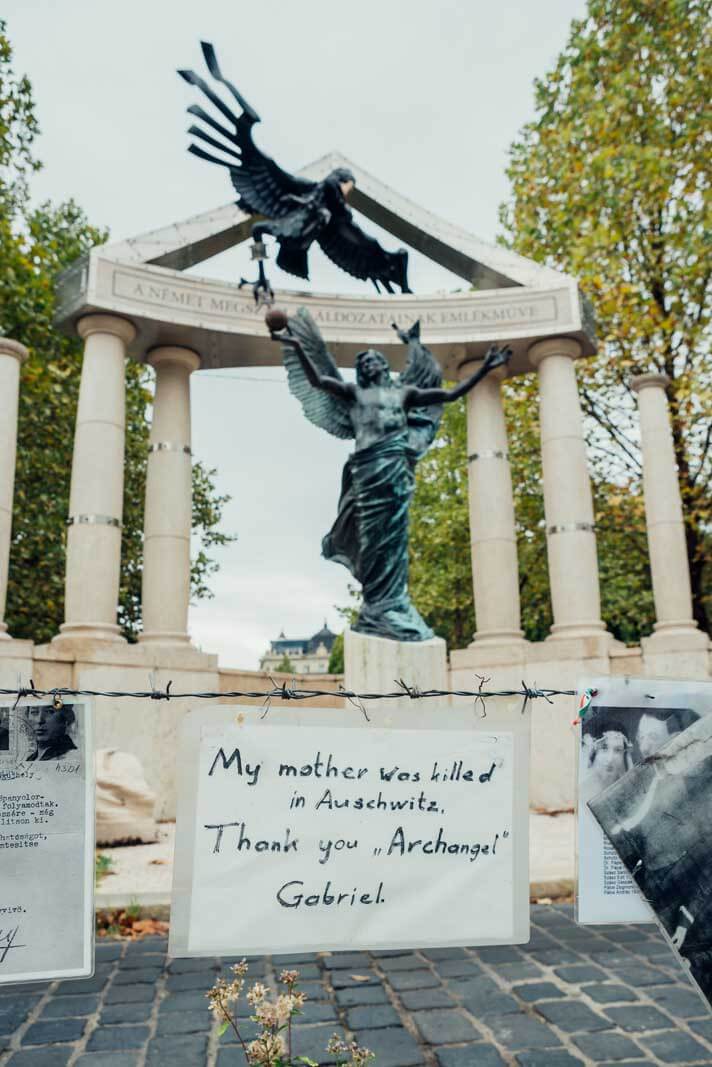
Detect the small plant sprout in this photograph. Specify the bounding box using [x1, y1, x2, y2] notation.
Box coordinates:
[206, 961, 375, 1066]
[327, 1035, 375, 1067]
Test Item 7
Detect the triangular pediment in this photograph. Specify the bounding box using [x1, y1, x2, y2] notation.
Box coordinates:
[101, 152, 568, 291]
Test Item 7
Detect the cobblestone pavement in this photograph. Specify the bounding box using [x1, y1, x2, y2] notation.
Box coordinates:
[2, 905, 712, 1067]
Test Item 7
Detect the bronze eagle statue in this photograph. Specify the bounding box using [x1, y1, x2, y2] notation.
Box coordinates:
[178, 43, 411, 304]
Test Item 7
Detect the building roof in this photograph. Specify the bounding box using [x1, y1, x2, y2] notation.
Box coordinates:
[269, 622, 337, 656]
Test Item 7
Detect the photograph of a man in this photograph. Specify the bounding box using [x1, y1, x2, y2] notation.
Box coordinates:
[24, 704, 78, 762]
[634, 710, 685, 763]
[0, 707, 9, 753]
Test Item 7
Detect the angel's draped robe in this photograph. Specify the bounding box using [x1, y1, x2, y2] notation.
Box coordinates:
[322, 430, 434, 642]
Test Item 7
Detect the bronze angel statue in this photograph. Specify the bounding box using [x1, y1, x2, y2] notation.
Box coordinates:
[179, 43, 411, 303]
[271, 309, 512, 641]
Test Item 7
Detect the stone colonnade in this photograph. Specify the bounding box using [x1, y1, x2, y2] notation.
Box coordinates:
[460, 339, 703, 649]
[50, 315, 201, 648]
[0, 324, 705, 650]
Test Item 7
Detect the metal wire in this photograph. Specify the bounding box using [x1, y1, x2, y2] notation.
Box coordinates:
[1, 682, 576, 705]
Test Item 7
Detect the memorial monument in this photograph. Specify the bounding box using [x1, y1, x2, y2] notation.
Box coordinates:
[0, 39, 706, 816]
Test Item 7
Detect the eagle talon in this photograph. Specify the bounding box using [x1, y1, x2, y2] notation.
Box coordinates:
[238, 262, 275, 308]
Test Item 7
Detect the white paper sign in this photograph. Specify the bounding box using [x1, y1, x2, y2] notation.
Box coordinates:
[0, 700, 94, 984]
[170, 705, 529, 956]
[576, 677, 712, 925]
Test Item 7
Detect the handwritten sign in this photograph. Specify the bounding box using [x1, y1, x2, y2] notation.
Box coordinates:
[0, 700, 94, 984]
[170, 705, 529, 957]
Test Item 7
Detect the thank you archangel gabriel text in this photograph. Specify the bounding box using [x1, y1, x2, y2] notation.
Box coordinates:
[170, 716, 518, 956]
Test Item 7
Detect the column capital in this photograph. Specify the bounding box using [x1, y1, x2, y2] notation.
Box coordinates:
[631, 372, 670, 394]
[457, 358, 507, 383]
[147, 346, 201, 373]
[529, 336, 582, 368]
[0, 338, 29, 364]
[77, 314, 136, 346]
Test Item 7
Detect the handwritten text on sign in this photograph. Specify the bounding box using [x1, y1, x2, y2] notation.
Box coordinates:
[176, 722, 516, 954]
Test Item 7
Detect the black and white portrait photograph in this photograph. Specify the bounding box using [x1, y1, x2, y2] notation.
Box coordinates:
[0, 699, 93, 985]
[590, 714, 712, 1009]
[577, 677, 712, 925]
[20, 703, 82, 764]
[580, 712, 635, 806]
[582, 705, 699, 804]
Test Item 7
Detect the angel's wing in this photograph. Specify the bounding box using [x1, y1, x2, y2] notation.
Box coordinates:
[280, 308, 354, 440]
[397, 322, 445, 454]
[178, 42, 316, 218]
[317, 206, 411, 294]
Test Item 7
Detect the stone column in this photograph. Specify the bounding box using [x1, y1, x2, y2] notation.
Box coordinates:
[631, 373, 705, 643]
[461, 361, 523, 645]
[529, 338, 606, 639]
[139, 347, 200, 645]
[0, 339, 29, 639]
[56, 315, 135, 643]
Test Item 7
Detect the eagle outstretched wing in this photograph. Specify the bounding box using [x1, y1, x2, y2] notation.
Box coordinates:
[397, 321, 444, 454]
[318, 207, 411, 294]
[280, 308, 354, 440]
[178, 42, 315, 219]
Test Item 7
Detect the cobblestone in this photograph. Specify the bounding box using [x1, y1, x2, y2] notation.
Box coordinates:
[0, 905, 710, 1066]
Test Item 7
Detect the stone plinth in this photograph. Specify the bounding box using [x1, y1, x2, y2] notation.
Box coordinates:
[345, 629, 448, 715]
[0, 637, 35, 689]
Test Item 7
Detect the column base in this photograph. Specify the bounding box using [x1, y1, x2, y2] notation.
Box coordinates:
[138, 631, 193, 647]
[470, 628, 525, 646]
[53, 622, 126, 645]
[642, 623, 709, 650]
[548, 621, 607, 640]
[0, 635, 33, 659]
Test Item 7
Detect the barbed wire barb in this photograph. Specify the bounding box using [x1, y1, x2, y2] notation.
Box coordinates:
[338, 685, 370, 723]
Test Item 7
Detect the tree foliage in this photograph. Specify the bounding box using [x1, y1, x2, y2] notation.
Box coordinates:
[0, 21, 235, 643]
[410, 0, 709, 647]
[327, 631, 344, 674]
[500, 0, 711, 633]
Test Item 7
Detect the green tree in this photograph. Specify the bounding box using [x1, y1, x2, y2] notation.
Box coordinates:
[500, 0, 711, 633]
[408, 398, 475, 649]
[0, 21, 234, 643]
[408, 0, 709, 647]
[275, 654, 295, 673]
[327, 632, 344, 674]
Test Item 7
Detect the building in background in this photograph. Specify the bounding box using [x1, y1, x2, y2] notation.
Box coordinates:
[259, 622, 337, 675]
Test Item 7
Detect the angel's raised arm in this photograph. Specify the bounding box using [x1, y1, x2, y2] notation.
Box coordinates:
[271, 330, 355, 400]
[403, 343, 513, 409]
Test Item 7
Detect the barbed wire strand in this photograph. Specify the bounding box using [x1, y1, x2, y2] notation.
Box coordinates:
[1, 682, 576, 704]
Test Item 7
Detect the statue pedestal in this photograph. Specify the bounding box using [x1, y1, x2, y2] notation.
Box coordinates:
[344, 629, 449, 714]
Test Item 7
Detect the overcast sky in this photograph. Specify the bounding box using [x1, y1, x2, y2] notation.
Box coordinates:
[6, 0, 587, 667]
